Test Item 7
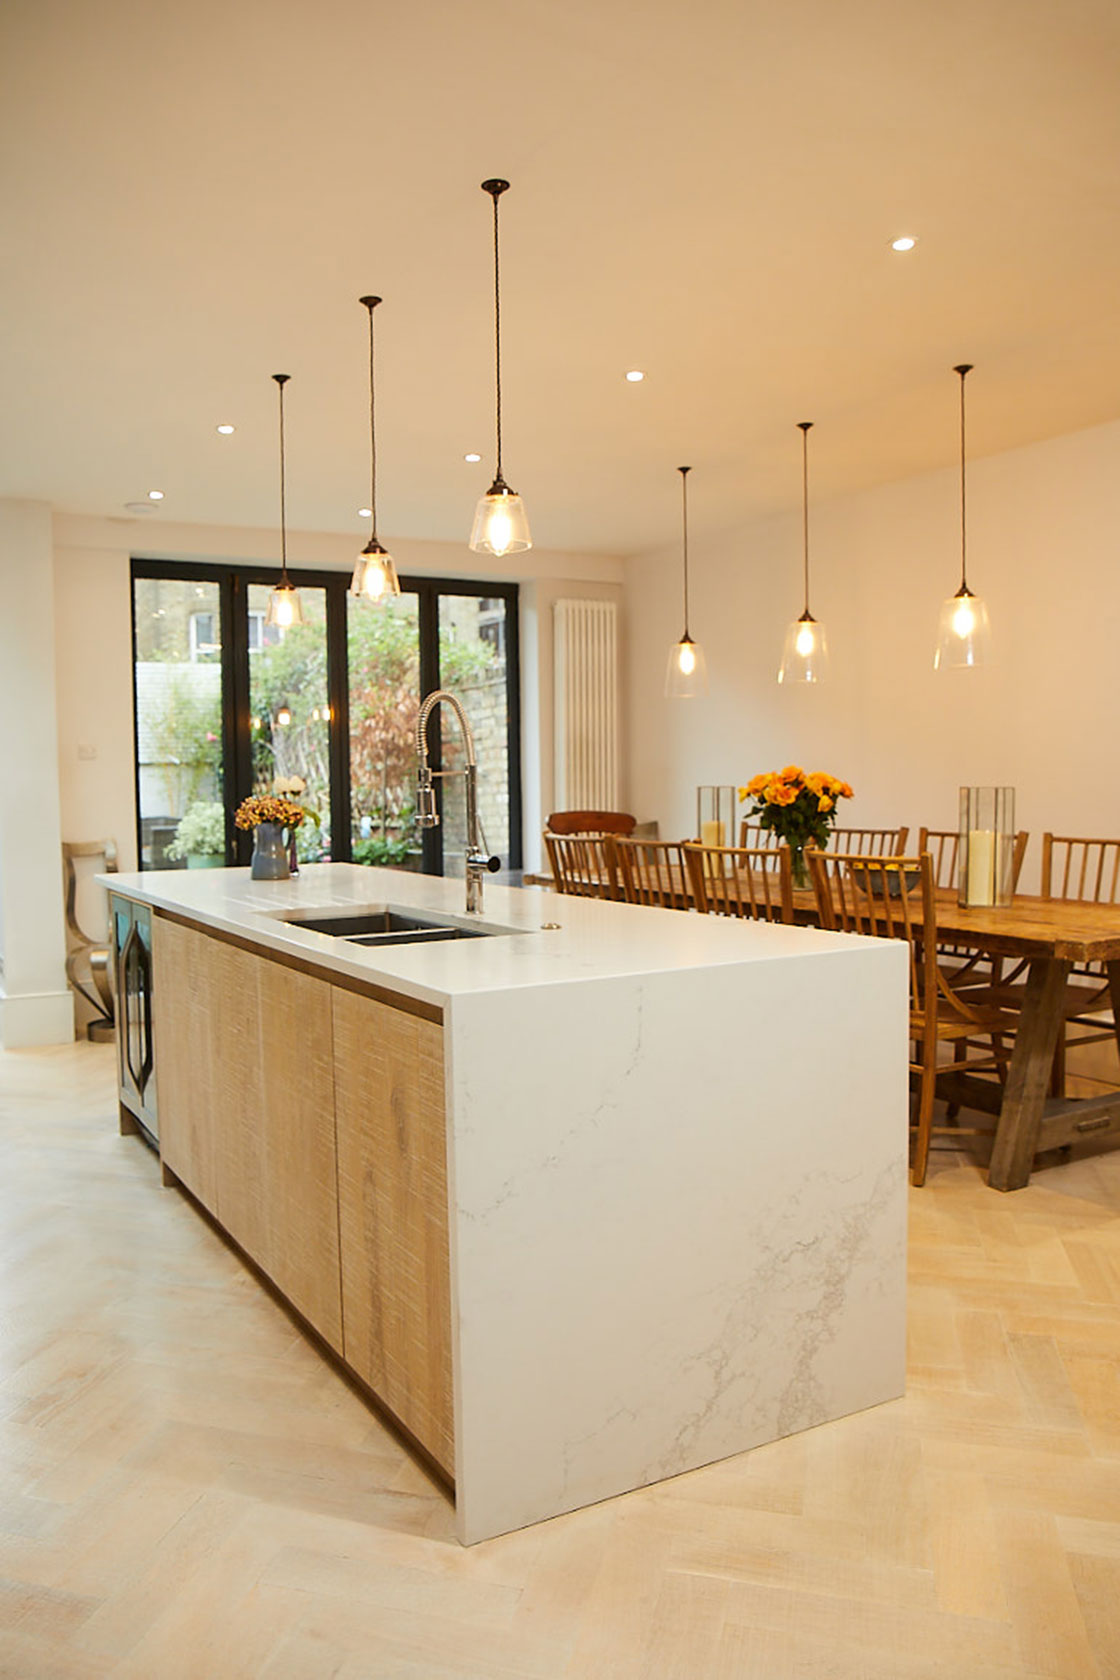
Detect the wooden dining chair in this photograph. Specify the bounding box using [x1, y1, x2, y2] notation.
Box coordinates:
[918, 826, 1030, 991]
[545, 810, 636, 836]
[543, 831, 620, 900]
[917, 830, 1037, 1121]
[822, 826, 910, 857]
[736, 822, 781, 848]
[917, 827, 1030, 894]
[808, 850, 1019, 1185]
[684, 844, 793, 923]
[1038, 834, 1120, 1087]
[615, 838, 692, 910]
[951, 832, 1118, 1100]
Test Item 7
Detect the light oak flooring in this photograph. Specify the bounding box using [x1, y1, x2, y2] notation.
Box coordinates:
[2, 1042, 1119, 1680]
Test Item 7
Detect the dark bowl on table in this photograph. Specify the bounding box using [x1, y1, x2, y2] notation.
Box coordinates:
[847, 864, 922, 898]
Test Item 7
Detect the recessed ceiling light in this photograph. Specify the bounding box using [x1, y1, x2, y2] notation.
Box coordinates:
[148, 489, 164, 500]
[625, 370, 645, 382]
[357, 506, 372, 518]
[891, 236, 917, 252]
[124, 501, 157, 515]
[216, 423, 235, 435]
[464, 452, 482, 463]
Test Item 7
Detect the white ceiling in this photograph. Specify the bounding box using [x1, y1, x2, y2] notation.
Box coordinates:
[2, 0, 1119, 558]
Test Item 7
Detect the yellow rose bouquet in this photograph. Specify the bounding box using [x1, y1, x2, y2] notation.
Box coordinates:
[739, 766, 853, 884]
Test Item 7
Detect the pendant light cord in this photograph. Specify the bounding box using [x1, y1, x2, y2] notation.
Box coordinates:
[956, 364, 972, 592]
[798, 421, 813, 615]
[679, 465, 691, 634]
[273, 373, 290, 580]
[361, 297, 382, 540]
[480, 180, 512, 489]
[491, 189, 503, 482]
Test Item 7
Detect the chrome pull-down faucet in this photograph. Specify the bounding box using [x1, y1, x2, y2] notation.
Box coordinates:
[416, 689, 501, 913]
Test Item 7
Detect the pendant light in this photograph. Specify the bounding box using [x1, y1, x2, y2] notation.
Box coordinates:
[934, 363, 991, 669]
[778, 421, 829, 683]
[469, 178, 532, 557]
[265, 374, 305, 629]
[350, 295, 401, 603]
[665, 466, 708, 698]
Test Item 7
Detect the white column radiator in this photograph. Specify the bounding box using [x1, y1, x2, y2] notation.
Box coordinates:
[553, 599, 620, 811]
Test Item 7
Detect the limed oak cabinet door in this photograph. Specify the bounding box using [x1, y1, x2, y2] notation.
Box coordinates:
[150, 913, 217, 1205]
[333, 989, 454, 1476]
[151, 915, 343, 1353]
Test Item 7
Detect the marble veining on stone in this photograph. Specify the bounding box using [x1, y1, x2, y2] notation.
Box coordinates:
[103, 863, 909, 1547]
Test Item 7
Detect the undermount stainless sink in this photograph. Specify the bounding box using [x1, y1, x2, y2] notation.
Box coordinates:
[276, 907, 505, 947]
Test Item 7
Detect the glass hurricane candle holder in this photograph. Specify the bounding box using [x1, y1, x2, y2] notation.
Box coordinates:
[697, 785, 736, 848]
[958, 787, 1015, 907]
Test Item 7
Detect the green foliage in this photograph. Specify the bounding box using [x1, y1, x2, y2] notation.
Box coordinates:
[165, 801, 226, 860]
[351, 835, 417, 867]
[145, 669, 222, 813]
[233, 601, 502, 854]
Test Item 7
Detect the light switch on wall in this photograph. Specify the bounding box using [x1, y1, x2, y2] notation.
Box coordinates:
[77, 743, 97, 760]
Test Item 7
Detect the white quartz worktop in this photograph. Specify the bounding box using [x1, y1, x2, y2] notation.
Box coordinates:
[106, 860, 866, 1008]
[108, 859, 910, 1545]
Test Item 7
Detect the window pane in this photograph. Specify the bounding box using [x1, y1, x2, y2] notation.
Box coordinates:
[347, 592, 422, 870]
[437, 595, 511, 866]
[133, 577, 224, 868]
[247, 585, 331, 861]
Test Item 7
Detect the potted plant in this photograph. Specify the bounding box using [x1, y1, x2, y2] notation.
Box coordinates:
[165, 801, 227, 869]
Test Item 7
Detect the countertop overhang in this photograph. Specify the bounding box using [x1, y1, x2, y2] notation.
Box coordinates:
[102, 861, 884, 1011]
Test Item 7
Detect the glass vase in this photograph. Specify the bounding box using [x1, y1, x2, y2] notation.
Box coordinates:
[789, 844, 810, 890]
[250, 821, 291, 881]
[696, 785, 736, 848]
[958, 787, 1014, 906]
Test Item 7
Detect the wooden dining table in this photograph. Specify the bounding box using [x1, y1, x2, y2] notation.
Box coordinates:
[789, 886, 1120, 1189]
[533, 856, 1120, 1190]
[920, 894, 1120, 1189]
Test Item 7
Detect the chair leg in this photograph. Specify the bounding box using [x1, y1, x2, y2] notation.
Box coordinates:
[911, 1057, 937, 1187]
[946, 1039, 964, 1121]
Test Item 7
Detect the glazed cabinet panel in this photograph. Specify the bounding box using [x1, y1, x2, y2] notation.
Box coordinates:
[333, 989, 454, 1476]
[110, 893, 159, 1138]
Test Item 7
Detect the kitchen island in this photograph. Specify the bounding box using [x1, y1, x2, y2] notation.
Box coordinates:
[106, 862, 908, 1545]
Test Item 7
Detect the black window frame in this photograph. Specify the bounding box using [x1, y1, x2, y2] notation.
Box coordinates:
[130, 559, 522, 875]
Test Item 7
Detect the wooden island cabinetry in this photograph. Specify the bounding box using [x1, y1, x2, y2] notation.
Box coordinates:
[105, 862, 907, 1545]
[148, 910, 452, 1472]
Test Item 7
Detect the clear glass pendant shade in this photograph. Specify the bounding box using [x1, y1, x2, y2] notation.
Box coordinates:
[936, 365, 990, 671]
[778, 612, 829, 683]
[350, 541, 401, 601]
[665, 633, 708, 699]
[934, 586, 991, 669]
[469, 483, 532, 557]
[268, 375, 303, 631]
[265, 579, 304, 629]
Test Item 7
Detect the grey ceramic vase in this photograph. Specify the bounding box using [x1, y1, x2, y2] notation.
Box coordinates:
[250, 821, 290, 881]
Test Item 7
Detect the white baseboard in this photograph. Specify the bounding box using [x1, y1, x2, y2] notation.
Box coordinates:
[1, 989, 75, 1048]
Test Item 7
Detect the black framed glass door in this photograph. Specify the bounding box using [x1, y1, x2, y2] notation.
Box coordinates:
[131, 560, 521, 875]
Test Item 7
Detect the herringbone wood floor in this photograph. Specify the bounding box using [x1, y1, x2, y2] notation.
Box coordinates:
[1, 1043, 1118, 1680]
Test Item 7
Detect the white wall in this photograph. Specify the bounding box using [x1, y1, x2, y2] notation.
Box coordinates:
[0, 501, 72, 1045]
[51, 513, 624, 890]
[624, 418, 1120, 893]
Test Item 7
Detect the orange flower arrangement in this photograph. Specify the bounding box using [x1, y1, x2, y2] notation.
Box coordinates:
[234, 794, 308, 832]
[739, 766, 853, 882]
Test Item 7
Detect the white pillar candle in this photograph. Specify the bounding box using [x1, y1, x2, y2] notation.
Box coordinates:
[700, 820, 725, 849]
[966, 828, 996, 905]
